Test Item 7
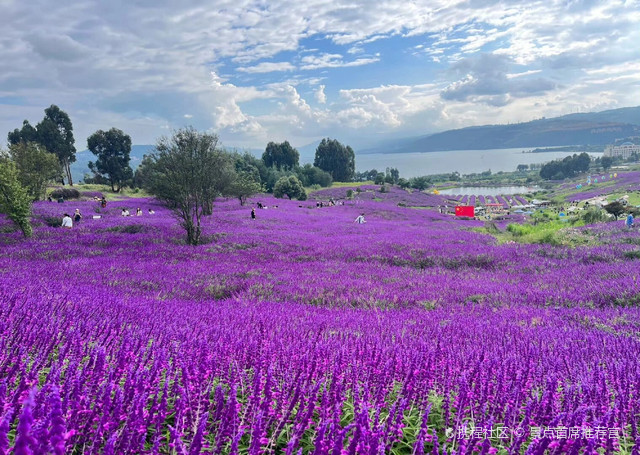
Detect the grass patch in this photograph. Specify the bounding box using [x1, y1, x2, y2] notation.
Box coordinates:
[624, 250, 640, 260]
[330, 181, 374, 188]
[104, 224, 146, 234]
[72, 183, 152, 200]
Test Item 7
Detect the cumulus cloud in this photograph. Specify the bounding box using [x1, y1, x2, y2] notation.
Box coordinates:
[440, 53, 557, 106]
[0, 0, 637, 148]
[315, 85, 327, 104]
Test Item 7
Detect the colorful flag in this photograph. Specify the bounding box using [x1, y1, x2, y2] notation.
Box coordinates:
[455, 206, 475, 217]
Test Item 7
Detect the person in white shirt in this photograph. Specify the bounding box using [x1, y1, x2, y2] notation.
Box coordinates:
[61, 213, 73, 228]
[122, 209, 130, 217]
[354, 213, 366, 224]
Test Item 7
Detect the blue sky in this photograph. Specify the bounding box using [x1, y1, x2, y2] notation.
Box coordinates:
[1, 0, 639, 152]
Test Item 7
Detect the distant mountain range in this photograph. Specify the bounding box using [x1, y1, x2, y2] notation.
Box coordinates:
[71, 106, 640, 182]
[358, 106, 640, 155]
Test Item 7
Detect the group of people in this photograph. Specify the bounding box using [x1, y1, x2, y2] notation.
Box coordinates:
[60, 209, 83, 228]
[60, 204, 156, 228]
[250, 200, 365, 224]
[122, 208, 150, 217]
[316, 198, 342, 208]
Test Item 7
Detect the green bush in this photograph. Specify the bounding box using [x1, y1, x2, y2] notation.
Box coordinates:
[624, 250, 640, 260]
[581, 208, 609, 224]
[50, 188, 81, 200]
[106, 224, 146, 234]
[42, 216, 63, 227]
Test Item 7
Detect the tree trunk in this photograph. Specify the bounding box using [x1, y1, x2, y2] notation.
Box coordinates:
[202, 200, 213, 216]
[64, 159, 73, 186]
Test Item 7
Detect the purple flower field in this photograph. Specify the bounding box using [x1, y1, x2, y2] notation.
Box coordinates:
[564, 172, 640, 202]
[1, 190, 640, 454]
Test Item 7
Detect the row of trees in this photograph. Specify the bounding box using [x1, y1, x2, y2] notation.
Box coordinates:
[260, 138, 356, 182]
[137, 132, 361, 244]
[539, 153, 591, 180]
[7, 105, 136, 194]
[1, 104, 357, 242]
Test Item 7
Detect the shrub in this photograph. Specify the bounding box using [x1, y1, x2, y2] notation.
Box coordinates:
[581, 208, 609, 224]
[106, 224, 146, 234]
[624, 250, 640, 260]
[42, 216, 63, 227]
[50, 188, 80, 200]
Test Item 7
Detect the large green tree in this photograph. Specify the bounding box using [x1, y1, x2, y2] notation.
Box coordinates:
[604, 201, 625, 220]
[262, 141, 300, 170]
[227, 172, 263, 206]
[313, 138, 355, 182]
[87, 128, 134, 192]
[8, 105, 76, 185]
[0, 153, 32, 237]
[273, 175, 307, 200]
[9, 142, 61, 201]
[143, 128, 235, 245]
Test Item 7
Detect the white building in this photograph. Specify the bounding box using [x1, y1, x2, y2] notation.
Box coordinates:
[604, 142, 640, 159]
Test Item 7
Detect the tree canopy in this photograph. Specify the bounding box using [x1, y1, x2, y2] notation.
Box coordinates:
[604, 201, 626, 220]
[143, 128, 235, 245]
[273, 175, 307, 200]
[9, 142, 61, 201]
[87, 128, 134, 192]
[227, 172, 263, 206]
[8, 105, 76, 185]
[539, 153, 591, 180]
[313, 138, 355, 182]
[262, 141, 300, 170]
[0, 153, 32, 237]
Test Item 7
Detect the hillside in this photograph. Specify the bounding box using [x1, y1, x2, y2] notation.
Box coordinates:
[360, 106, 640, 154]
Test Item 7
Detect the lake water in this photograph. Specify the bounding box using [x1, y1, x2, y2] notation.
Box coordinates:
[355, 147, 603, 178]
[438, 186, 538, 196]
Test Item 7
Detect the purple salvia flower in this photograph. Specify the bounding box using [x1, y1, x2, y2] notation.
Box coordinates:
[0, 407, 14, 455]
[48, 387, 66, 455]
[13, 387, 37, 455]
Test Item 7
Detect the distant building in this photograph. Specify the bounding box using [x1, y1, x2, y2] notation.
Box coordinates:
[604, 142, 640, 159]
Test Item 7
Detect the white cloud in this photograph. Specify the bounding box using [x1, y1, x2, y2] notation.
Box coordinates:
[300, 53, 380, 70]
[506, 70, 542, 79]
[0, 0, 637, 149]
[315, 85, 327, 104]
[237, 61, 296, 73]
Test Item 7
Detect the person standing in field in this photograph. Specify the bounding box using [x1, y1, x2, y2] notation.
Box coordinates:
[73, 209, 82, 224]
[354, 213, 366, 224]
[61, 213, 73, 229]
[626, 213, 634, 229]
[251, 208, 256, 220]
